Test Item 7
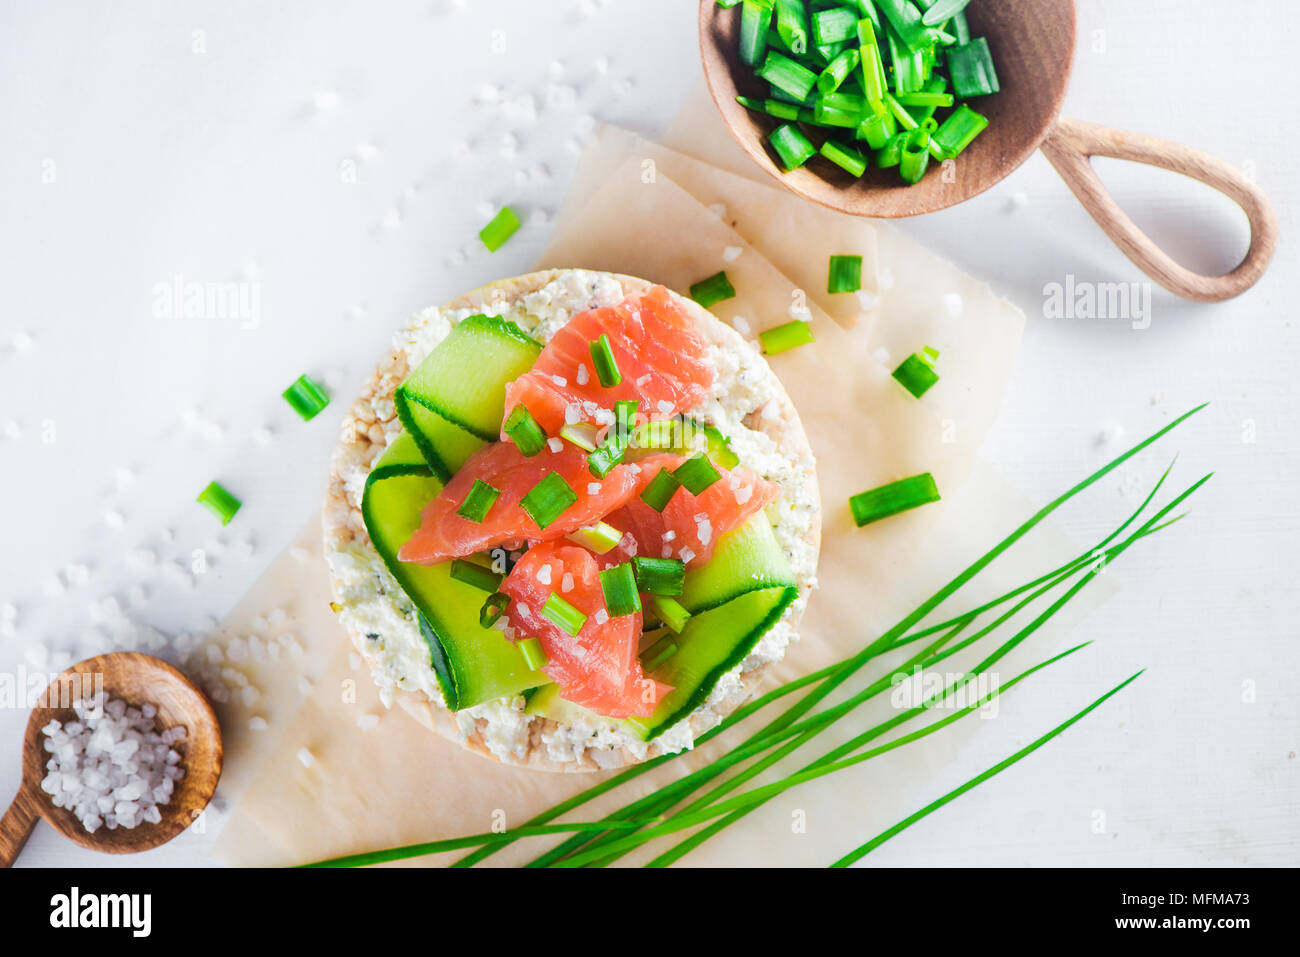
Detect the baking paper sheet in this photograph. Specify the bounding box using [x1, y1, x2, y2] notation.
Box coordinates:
[208, 93, 1115, 868]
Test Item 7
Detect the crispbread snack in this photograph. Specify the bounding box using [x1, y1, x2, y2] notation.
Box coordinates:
[323, 269, 820, 771]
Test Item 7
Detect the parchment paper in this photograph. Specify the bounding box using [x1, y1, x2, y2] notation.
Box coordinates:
[208, 95, 1114, 868]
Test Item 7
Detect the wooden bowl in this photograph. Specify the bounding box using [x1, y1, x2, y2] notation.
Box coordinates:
[699, 0, 1277, 302]
[0, 652, 222, 864]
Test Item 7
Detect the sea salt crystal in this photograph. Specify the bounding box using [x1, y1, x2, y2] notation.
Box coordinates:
[565, 404, 581, 425]
[297, 748, 316, 768]
[536, 564, 552, 585]
[547, 437, 564, 453]
[734, 485, 753, 505]
[697, 518, 712, 546]
[587, 483, 601, 495]
[551, 375, 568, 387]
[662, 530, 676, 542]
[662, 546, 673, 558]
[561, 573, 574, 594]
[576, 363, 590, 386]
[732, 316, 751, 336]
[636, 374, 651, 388]
[657, 400, 673, 415]
[941, 292, 964, 317]
[248, 716, 268, 732]
[593, 609, 609, 625]
[722, 246, 743, 263]
[679, 547, 697, 564]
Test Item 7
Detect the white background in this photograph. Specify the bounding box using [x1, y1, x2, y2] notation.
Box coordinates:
[0, 0, 1295, 866]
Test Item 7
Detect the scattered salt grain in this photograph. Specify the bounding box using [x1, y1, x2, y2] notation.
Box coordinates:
[587, 483, 601, 495]
[296, 747, 316, 768]
[593, 609, 609, 625]
[248, 716, 268, 732]
[722, 246, 743, 263]
[575, 363, 590, 386]
[547, 437, 564, 453]
[732, 316, 751, 336]
[536, 564, 552, 585]
[679, 547, 697, 565]
[662, 530, 676, 542]
[941, 292, 964, 317]
[697, 518, 712, 546]
[561, 573, 574, 594]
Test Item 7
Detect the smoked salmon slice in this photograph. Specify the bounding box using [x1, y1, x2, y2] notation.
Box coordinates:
[502, 285, 713, 437]
[499, 541, 671, 719]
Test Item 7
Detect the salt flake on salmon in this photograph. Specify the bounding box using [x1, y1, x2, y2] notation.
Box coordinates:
[608, 453, 782, 568]
[397, 442, 640, 565]
[500, 541, 671, 719]
[503, 286, 713, 437]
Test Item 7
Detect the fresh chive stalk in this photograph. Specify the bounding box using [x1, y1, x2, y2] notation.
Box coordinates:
[946, 36, 999, 97]
[738, 0, 773, 65]
[282, 374, 331, 421]
[504, 405, 548, 457]
[932, 103, 988, 157]
[517, 637, 549, 671]
[197, 481, 241, 525]
[640, 468, 682, 512]
[559, 423, 601, 453]
[769, 123, 817, 170]
[817, 47, 860, 93]
[672, 453, 722, 495]
[828, 254, 863, 293]
[589, 334, 623, 388]
[849, 473, 941, 526]
[599, 562, 642, 617]
[479, 591, 510, 629]
[632, 556, 686, 596]
[587, 440, 626, 480]
[649, 595, 692, 633]
[891, 347, 940, 398]
[541, 593, 587, 636]
[565, 521, 623, 555]
[757, 50, 818, 100]
[456, 479, 501, 523]
[819, 140, 868, 177]
[690, 271, 738, 308]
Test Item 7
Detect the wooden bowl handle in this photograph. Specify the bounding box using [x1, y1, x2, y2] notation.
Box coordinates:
[1040, 116, 1277, 303]
[0, 787, 40, 868]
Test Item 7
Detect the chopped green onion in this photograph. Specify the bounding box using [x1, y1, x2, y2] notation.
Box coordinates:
[196, 481, 241, 526]
[690, 271, 737, 309]
[449, 558, 503, 592]
[504, 405, 548, 457]
[816, 48, 860, 94]
[757, 50, 818, 101]
[479, 591, 510, 629]
[768, 123, 817, 171]
[811, 6, 859, 45]
[456, 479, 500, 523]
[566, 521, 624, 555]
[828, 254, 863, 294]
[951, 8, 970, 44]
[640, 467, 682, 512]
[946, 37, 999, 97]
[737, 95, 803, 121]
[849, 473, 941, 527]
[587, 440, 626, 479]
[282, 374, 330, 421]
[714, 0, 743, 6]
[856, 111, 892, 149]
[884, 91, 919, 130]
[559, 422, 601, 452]
[819, 140, 867, 177]
[704, 423, 741, 469]
[773, 0, 809, 54]
[875, 131, 907, 168]
[876, 0, 934, 53]
[633, 557, 686, 597]
[885, 21, 927, 93]
[599, 562, 642, 617]
[759, 318, 815, 355]
[921, 0, 972, 26]
[899, 125, 932, 183]
[648, 595, 692, 634]
[520, 472, 578, 530]
[633, 418, 681, 451]
[589, 334, 622, 388]
[813, 91, 866, 128]
[541, 593, 587, 636]
[932, 103, 988, 157]
[642, 636, 679, 672]
[478, 206, 522, 252]
[614, 400, 639, 442]
[891, 347, 940, 398]
[896, 90, 953, 108]
[517, 636, 548, 671]
[738, 0, 773, 66]
[673, 453, 722, 495]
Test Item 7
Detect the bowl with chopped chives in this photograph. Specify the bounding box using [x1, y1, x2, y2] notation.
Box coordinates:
[700, 0, 1277, 302]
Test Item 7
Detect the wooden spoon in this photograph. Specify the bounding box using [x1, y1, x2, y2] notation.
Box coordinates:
[699, 0, 1277, 302]
[0, 652, 222, 866]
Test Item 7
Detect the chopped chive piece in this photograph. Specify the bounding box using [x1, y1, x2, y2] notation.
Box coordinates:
[642, 636, 679, 672]
[449, 558, 503, 592]
[541, 593, 587, 637]
[566, 521, 624, 555]
[737, 95, 802, 121]
[640, 467, 682, 512]
[946, 37, 999, 97]
[704, 424, 741, 469]
[633, 418, 681, 451]
[876, 131, 907, 167]
[896, 90, 954, 108]
[672, 452, 722, 495]
[921, 0, 972, 26]
[811, 7, 859, 45]
[849, 473, 941, 527]
[876, 0, 933, 52]
[739, 0, 773, 65]
[769, 123, 817, 170]
[885, 20, 927, 93]
[813, 91, 867, 128]
[714, 0, 742, 6]
[951, 8, 970, 43]
[559, 422, 601, 452]
[932, 103, 988, 157]
[856, 111, 892, 149]
[614, 400, 638, 442]
[899, 125, 931, 183]
[773, 0, 809, 54]
[282, 374, 330, 421]
[479, 591, 511, 629]
[884, 91, 919, 130]
[820, 138, 867, 177]
[816, 47, 860, 94]
[828, 254, 863, 294]
[589, 334, 623, 388]
[892, 348, 940, 398]
[504, 405, 548, 457]
[757, 50, 817, 101]
[632, 557, 686, 597]
[457, 480, 501, 524]
[599, 562, 642, 617]
[517, 636, 548, 671]
[587, 440, 626, 479]
[648, 595, 692, 634]
[759, 318, 815, 355]
[478, 206, 522, 252]
[689, 271, 737, 309]
[520, 472, 578, 530]
[196, 481, 241, 526]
